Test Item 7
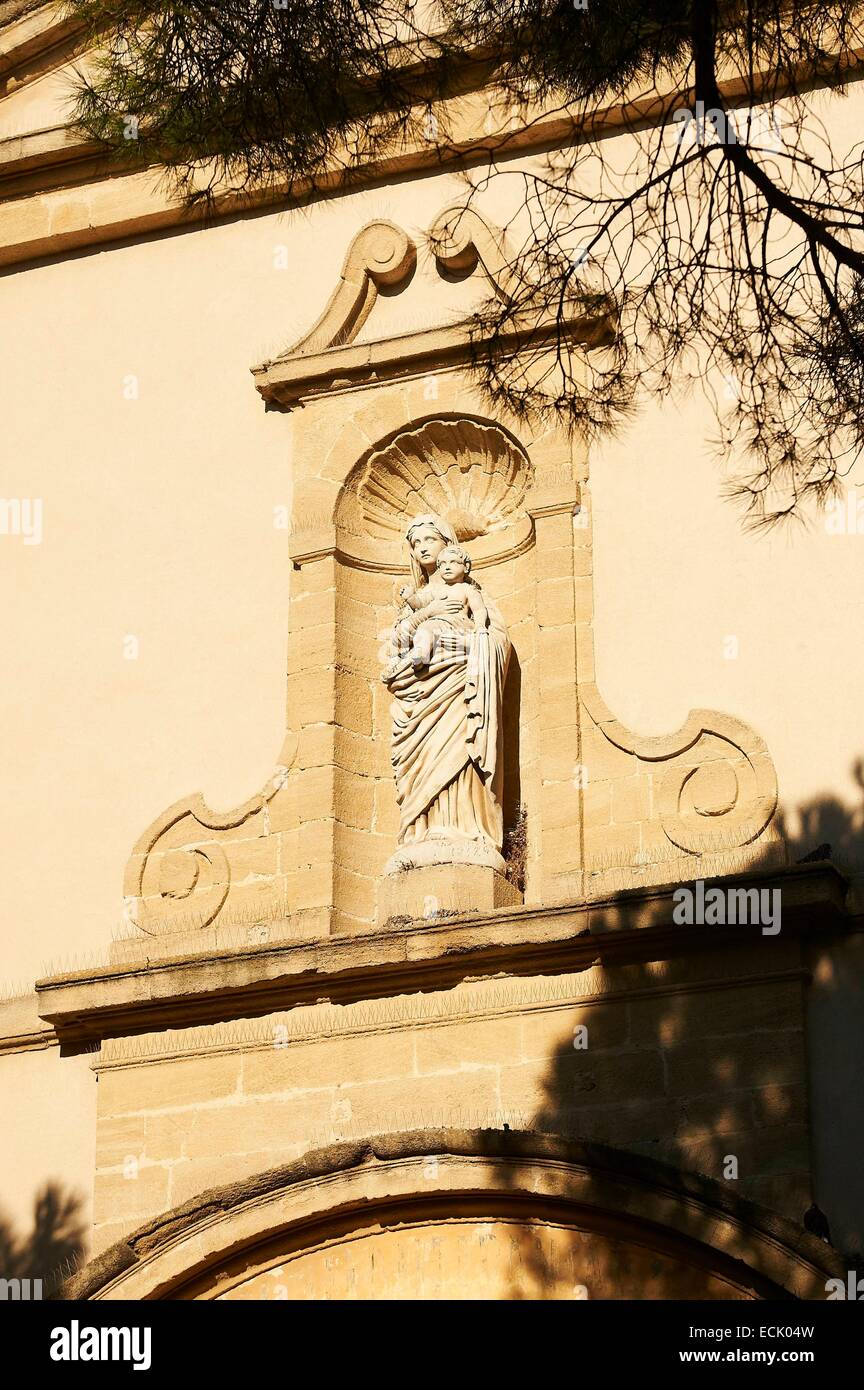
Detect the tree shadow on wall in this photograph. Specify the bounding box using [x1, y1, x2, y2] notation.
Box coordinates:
[481, 771, 864, 1300]
[0, 1183, 85, 1296]
[773, 758, 864, 872]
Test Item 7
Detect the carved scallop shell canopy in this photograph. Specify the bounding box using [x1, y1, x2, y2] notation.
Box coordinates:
[359, 419, 531, 542]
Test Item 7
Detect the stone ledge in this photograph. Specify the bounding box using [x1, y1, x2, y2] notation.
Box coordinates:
[34, 862, 851, 1045]
[0, 46, 832, 267]
[0, 991, 56, 1054]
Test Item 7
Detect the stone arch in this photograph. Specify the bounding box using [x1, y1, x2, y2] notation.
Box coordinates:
[68, 1131, 844, 1301]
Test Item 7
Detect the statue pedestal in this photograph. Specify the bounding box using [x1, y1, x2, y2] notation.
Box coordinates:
[379, 839, 521, 923]
[384, 836, 507, 875]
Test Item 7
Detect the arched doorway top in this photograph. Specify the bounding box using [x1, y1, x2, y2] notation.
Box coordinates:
[67, 1130, 846, 1301]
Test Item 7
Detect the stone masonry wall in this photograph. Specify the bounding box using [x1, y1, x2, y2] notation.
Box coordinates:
[91, 937, 811, 1254]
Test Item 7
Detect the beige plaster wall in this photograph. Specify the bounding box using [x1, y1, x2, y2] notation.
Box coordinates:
[0, 1040, 96, 1259]
[590, 397, 864, 864]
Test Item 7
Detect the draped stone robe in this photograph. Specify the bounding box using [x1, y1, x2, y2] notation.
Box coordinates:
[386, 593, 510, 852]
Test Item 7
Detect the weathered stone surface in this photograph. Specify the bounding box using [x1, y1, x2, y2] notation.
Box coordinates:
[67, 1129, 848, 1302]
[98, 1054, 242, 1117]
[379, 861, 521, 922]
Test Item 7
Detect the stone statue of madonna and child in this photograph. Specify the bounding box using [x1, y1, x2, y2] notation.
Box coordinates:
[381, 513, 511, 873]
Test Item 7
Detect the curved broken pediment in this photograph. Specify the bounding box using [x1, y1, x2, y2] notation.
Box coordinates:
[286, 220, 417, 358]
[251, 203, 615, 407]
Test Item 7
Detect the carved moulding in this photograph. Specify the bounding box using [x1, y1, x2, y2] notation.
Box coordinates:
[68, 1131, 846, 1301]
[580, 680, 779, 859]
[286, 219, 417, 356]
[251, 205, 614, 408]
[122, 734, 297, 940]
[359, 417, 528, 542]
[334, 414, 535, 572]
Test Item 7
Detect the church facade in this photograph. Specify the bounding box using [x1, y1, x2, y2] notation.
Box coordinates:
[1, 1, 863, 1300]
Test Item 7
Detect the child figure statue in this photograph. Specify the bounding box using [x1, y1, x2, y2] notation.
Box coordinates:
[384, 543, 489, 680]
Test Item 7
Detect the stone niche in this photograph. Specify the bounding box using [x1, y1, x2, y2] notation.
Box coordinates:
[116, 205, 782, 952]
[284, 392, 586, 933]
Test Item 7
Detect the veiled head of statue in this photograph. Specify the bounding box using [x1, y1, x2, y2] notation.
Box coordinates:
[405, 514, 457, 586]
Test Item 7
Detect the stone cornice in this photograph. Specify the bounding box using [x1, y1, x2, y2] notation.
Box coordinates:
[93, 963, 809, 1070]
[34, 862, 851, 1046]
[0, 3, 82, 90]
[0, 990, 56, 1054]
[0, 122, 103, 197]
[3, 36, 863, 270]
[255, 311, 614, 410]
